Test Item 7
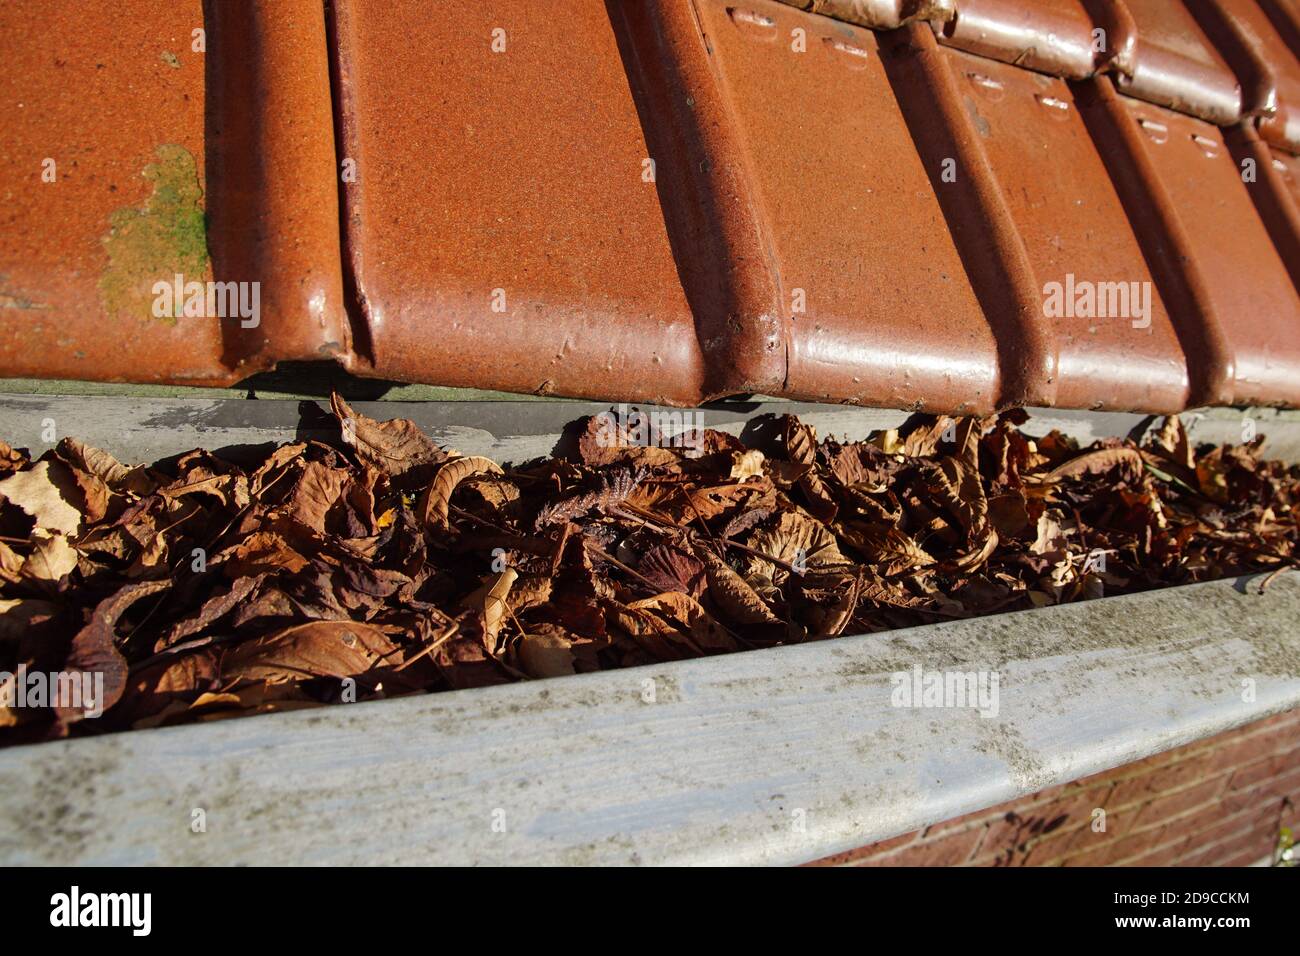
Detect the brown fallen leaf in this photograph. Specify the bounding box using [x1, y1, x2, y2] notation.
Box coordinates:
[222, 620, 398, 684]
[628, 591, 737, 653]
[517, 624, 579, 678]
[156, 576, 262, 650]
[695, 547, 782, 626]
[0, 440, 27, 476]
[1044, 447, 1143, 482]
[745, 511, 847, 584]
[838, 523, 936, 576]
[331, 392, 449, 483]
[638, 543, 706, 598]
[224, 531, 310, 578]
[21, 530, 78, 585]
[4, 401, 1298, 745]
[423, 456, 504, 532]
[460, 568, 518, 656]
[783, 417, 837, 522]
[55, 438, 155, 495]
[0, 459, 83, 534]
[58, 580, 171, 724]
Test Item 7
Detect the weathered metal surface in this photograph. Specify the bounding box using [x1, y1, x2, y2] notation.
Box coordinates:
[3, 0, 1300, 414]
[0, 0, 347, 384]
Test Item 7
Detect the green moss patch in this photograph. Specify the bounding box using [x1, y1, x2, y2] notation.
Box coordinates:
[98, 144, 209, 324]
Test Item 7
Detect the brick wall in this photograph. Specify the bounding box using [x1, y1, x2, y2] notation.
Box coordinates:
[808, 708, 1300, 867]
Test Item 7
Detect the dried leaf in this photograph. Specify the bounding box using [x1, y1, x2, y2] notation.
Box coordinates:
[460, 568, 518, 656]
[638, 544, 706, 598]
[331, 392, 449, 481]
[423, 456, 504, 532]
[839, 524, 935, 576]
[59, 580, 171, 723]
[745, 511, 847, 583]
[0, 460, 82, 534]
[222, 620, 397, 684]
[517, 624, 578, 678]
[695, 547, 781, 626]
[1044, 447, 1142, 482]
[729, 449, 765, 481]
[22, 530, 78, 584]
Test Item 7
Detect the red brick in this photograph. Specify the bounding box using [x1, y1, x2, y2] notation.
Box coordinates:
[1126, 775, 1231, 833]
[1158, 801, 1236, 841]
[804, 829, 918, 866]
[1226, 754, 1287, 792]
[1018, 827, 1084, 866]
[1220, 718, 1300, 766]
[1031, 801, 1143, 863]
[1074, 749, 1179, 791]
[1217, 845, 1270, 867]
[1062, 817, 1188, 867]
[1173, 825, 1275, 868]
[1119, 832, 1191, 866]
[921, 810, 996, 839]
[1187, 805, 1281, 855]
[974, 786, 1109, 864]
[1108, 752, 1217, 810]
[1222, 764, 1300, 815]
[859, 825, 984, 867]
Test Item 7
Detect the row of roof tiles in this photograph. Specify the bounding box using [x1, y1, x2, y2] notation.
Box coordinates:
[1, 0, 1299, 412]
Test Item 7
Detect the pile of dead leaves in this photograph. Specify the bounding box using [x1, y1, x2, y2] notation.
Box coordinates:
[1, 398, 1296, 743]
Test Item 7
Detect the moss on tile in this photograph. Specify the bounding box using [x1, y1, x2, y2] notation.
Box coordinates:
[97, 144, 209, 325]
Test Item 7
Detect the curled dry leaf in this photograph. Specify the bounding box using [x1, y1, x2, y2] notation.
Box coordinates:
[695, 546, 782, 626]
[784, 416, 837, 522]
[927, 457, 987, 536]
[0, 440, 27, 476]
[1153, 415, 1194, 471]
[1044, 447, 1143, 482]
[22, 531, 78, 585]
[745, 511, 847, 583]
[424, 456, 504, 532]
[629, 591, 737, 653]
[460, 568, 518, 656]
[729, 449, 765, 481]
[331, 392, 449, 482]
[945, 528, 1000, 574]
[59, 580, 171, 724]
[56, 438, 154, 495]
